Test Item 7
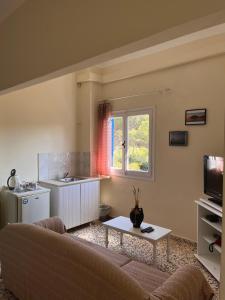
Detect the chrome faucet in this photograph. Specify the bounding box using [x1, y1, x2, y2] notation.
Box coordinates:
[63, 172, 69, 179]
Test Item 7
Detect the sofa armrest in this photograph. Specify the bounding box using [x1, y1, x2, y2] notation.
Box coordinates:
[151, 265, 214, 300]
[33, 216, 66, 234]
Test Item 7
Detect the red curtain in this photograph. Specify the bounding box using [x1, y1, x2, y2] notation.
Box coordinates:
[97, 102, 112, 175]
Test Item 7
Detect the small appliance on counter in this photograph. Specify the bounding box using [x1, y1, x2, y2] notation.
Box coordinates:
[6, 169, 40, 193]
[0, 186, 50, 229]
[7, 169, 21, 191]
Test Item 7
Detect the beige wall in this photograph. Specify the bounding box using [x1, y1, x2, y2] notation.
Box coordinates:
[0, 73, 77, 185]
[0, 0, 225, 92]
[100, 55, 225, 241]
[76, 82, 92, 153]
[76, 81, 102, 176]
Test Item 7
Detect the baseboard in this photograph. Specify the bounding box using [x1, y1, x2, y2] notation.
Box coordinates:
[171, 233, 197, 245]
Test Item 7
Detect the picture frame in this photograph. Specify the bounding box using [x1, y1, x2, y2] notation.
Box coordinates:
[185, 108, 207, 125]
[169, 131, 188, 146]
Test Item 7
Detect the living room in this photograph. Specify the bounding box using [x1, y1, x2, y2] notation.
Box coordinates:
[0, 1, 225, 300]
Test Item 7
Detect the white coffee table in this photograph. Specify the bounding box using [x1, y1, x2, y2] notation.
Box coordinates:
[103, 216, 172, 265]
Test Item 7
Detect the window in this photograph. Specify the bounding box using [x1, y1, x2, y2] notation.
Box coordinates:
[110, 108, 154, 179]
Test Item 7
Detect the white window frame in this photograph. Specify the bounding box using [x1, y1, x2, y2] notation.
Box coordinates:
[110, 107, 155, 180]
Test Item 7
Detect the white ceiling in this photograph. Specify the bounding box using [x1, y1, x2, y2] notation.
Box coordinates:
[0, 0, 25, 24]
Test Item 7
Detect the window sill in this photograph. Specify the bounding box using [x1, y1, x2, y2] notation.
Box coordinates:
[110, 173, 154, 181]
[98, 175, 111, 180]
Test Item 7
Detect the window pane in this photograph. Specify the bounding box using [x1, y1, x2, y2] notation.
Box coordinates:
[127, 114, 149, 172]
[111, 116, 123, 169]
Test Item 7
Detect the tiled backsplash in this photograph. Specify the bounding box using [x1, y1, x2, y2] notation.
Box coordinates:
[75, 152, 91, 177]
[38, 152, 90, 181]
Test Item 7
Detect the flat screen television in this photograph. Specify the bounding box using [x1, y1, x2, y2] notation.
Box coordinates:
[204, 155, 224, 206]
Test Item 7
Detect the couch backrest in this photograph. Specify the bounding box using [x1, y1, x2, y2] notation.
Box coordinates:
[0, 223, 150, 300]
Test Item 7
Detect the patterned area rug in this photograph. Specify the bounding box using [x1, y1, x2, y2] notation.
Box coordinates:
[0, 224, 220, 299]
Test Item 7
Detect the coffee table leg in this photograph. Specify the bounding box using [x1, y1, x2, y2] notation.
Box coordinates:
[153, 242, 157, 266]
[120, 232, 123, 246]
[167, 235, 170, 262]
[105, 227, 109, 248]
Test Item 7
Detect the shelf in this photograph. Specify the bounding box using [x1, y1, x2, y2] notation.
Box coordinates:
[195, 200, 222, 217]
[201, 217, 222, 233]
[195, 254, 220, 282]
[200, 198, 223, 213]
[203, 235, 222, 254]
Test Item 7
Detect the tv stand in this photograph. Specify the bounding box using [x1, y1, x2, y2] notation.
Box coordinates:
[195, 198, 222, 281]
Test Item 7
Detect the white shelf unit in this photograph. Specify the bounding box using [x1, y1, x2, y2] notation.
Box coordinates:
[195, 199, 223, 282]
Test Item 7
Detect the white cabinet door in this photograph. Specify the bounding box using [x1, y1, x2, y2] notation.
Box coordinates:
[80, 181, 100, 224]
[51, 184, 81, 229]
[20, 192, 50, 224]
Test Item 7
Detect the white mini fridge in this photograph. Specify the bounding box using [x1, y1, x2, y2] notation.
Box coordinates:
[0, 187, 50, 228]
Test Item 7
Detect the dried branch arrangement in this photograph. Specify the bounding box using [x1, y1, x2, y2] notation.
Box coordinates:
[132, 185, 140, 207]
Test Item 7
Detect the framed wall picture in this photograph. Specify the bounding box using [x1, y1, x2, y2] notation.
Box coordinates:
[169, 131, 188, 146]
[185, 109, 207, 125]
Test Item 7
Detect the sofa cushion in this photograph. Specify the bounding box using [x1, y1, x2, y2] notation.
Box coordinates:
[151, 265, 214, 300]
[65, 233, 131, 267]
[122, 261, 169, 294]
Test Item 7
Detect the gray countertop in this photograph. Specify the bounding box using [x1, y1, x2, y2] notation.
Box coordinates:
[39, 176, 110, 187]
[0, 186, 50, 197]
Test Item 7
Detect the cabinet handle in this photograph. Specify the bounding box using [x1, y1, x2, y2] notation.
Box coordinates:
[35, 197, 39, 200]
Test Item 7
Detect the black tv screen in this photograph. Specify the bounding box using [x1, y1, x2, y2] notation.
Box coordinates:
[204, 155, 224, 205]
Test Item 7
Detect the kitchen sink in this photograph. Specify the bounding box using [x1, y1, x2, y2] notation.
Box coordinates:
[59, 177, 87, 183]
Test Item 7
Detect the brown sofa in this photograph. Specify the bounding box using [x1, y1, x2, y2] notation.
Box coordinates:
[0, 217, 213, 300]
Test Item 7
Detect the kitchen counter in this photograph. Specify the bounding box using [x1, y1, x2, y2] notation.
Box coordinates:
[1, 186, 50, 197]
[39, 176, 105, 188]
